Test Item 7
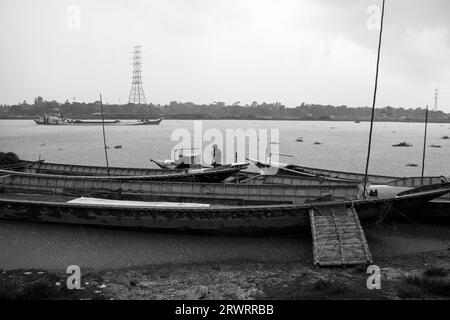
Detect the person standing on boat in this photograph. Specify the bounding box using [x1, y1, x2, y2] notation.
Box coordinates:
[211, 144, 222, 167]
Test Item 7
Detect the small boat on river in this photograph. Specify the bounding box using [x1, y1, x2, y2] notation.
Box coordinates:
[130, 118, 163, 126]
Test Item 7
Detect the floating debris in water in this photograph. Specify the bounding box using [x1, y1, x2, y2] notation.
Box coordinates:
[406, 163, 418, 167]
[114, 145, 122, 149]
[313, 142, 323, 145]
[393, 142, 413, 147]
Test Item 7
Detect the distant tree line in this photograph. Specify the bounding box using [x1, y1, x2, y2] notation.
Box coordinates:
[0, 97, 448, 122]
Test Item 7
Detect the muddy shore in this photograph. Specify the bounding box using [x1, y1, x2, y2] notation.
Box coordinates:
[1, 223, 449, 300]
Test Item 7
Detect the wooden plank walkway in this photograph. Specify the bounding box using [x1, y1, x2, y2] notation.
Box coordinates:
[309, 204, 373, 267]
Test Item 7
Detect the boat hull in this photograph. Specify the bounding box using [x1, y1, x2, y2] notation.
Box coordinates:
[131, 119, 163, 125]
[34, 120, 67, 125]
[0, 185, 448, 235]
[13, 162, 246, 183]
[20, 161, 246, 183]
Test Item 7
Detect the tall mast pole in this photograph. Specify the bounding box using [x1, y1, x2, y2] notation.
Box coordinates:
[363, 0, 386, 198]
[100, 94, 110, 176]
[434, 88, 438, 111]
[421, 105, 429, 180]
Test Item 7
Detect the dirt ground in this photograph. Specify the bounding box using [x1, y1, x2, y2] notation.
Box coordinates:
[1, 247, 449, 300]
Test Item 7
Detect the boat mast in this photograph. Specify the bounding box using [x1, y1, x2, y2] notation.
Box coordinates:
[363, 0, 386, 198]
[421, 105, 429, 180]
[100, 94, 110, 176]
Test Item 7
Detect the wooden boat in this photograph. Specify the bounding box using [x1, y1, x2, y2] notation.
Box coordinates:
[34, 115, 67, 125]
[392, 142, 413, 147]
[2, 162, 246, 183]
[12, 159, 361, 188]
[130, 118, 163, 126]
[15, 160, 247, 183]
[0, 182, 448, 235]
[247, 158, 449, 187]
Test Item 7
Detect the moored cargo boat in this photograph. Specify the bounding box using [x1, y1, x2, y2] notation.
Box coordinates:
[248, 158, 449, 187]
[0, 169, 362, 205]
[10, 162, 248, 183]
[0, 183, 449, 235]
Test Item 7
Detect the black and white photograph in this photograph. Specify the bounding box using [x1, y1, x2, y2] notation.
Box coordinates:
[0, 0, 449, 310]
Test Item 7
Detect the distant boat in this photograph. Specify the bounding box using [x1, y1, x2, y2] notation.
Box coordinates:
[354, 121, 361, 123]
[130, 118, 163, 126]
[313, 142, 322, 145]
[430, 144, 442, 148]
[442, 135, 450, 140]
[67, 119, 121, 125]
[34, 114, 67, 125]
[296, 137, 304, 143]
[392, 142, 413, 147]
[406, 163, 418, 167]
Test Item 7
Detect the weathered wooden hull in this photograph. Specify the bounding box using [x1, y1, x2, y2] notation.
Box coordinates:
[0, 184, 448, 235]
[13, 163, 246, 183]
[251, 159, 449, 188]
[20, 161, 247, 182]
[252, 160, 399, 184]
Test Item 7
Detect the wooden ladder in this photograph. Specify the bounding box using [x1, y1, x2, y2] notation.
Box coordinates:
[309, 204, 373, 267]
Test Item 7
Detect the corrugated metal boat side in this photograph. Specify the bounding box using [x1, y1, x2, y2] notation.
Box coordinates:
[3, 173, 361, 205]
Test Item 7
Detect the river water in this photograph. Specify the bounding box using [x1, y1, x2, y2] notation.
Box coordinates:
[0, 119, 449, 270]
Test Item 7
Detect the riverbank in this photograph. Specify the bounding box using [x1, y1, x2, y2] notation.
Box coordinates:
[1, 249, 449, 300]
[1, 222, 449, 300]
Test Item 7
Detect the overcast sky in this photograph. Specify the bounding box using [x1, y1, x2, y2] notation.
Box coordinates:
[0, 0, 449, 112]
